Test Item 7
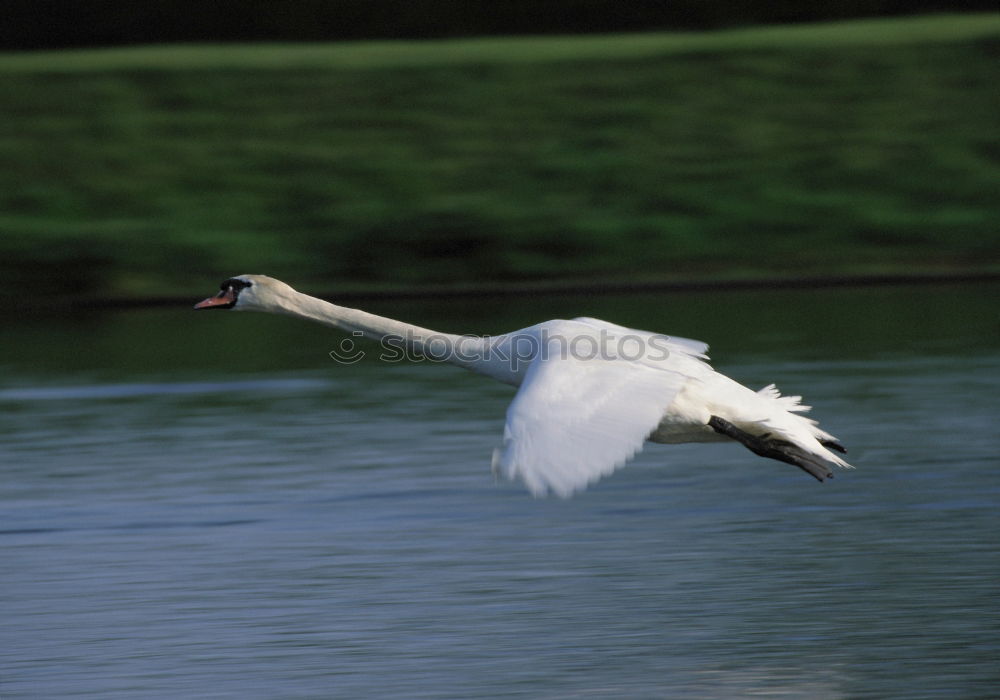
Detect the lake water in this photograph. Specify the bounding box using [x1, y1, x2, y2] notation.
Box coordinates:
[2, 283, 998, 699]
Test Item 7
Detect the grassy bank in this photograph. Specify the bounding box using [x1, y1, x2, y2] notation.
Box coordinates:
[1, 14, 998, 304]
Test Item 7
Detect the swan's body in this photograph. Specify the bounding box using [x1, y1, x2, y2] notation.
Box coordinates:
[196, 275, 850, 497]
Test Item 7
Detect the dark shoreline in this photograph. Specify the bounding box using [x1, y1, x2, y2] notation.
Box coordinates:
[38, 270, 1000, 313]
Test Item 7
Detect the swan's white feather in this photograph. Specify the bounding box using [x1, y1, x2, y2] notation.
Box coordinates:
[757, 383, 811, 413]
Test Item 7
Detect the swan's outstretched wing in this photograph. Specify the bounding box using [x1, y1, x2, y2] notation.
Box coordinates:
[492, 325, 690, 497]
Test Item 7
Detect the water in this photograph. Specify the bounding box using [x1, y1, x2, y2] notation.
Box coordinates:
[2, 284, 998, 699]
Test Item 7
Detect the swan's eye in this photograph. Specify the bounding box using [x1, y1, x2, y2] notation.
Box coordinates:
[220, 278, 252, 292]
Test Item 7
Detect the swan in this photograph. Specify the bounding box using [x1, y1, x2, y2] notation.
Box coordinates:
[195, 275, 850, 497]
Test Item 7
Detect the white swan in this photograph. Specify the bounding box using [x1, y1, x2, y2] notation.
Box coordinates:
[195, 275, 850, 497]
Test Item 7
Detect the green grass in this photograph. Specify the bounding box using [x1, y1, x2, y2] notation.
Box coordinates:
[1, 14, 998, 303]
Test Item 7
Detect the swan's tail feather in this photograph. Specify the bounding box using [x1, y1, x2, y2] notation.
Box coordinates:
[755, 384, 852, 466]
[757, 383, 811, 413]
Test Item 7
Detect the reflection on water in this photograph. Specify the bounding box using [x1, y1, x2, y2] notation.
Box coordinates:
[2, 284, 998, 699]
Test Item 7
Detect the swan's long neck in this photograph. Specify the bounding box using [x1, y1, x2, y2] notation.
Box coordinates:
[266, 287, 485, 370]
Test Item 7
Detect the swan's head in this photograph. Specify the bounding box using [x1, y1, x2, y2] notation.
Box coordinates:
[193, 274, 296, 312]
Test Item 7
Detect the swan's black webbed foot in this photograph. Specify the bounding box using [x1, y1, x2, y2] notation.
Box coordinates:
[708, 415, 834, 482]
[820, 438, 847, 454]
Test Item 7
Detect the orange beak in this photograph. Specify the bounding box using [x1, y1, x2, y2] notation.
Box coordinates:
[193, 287, 237, 309]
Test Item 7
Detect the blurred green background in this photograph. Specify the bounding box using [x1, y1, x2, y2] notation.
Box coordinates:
[1, 13, 998, 306]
